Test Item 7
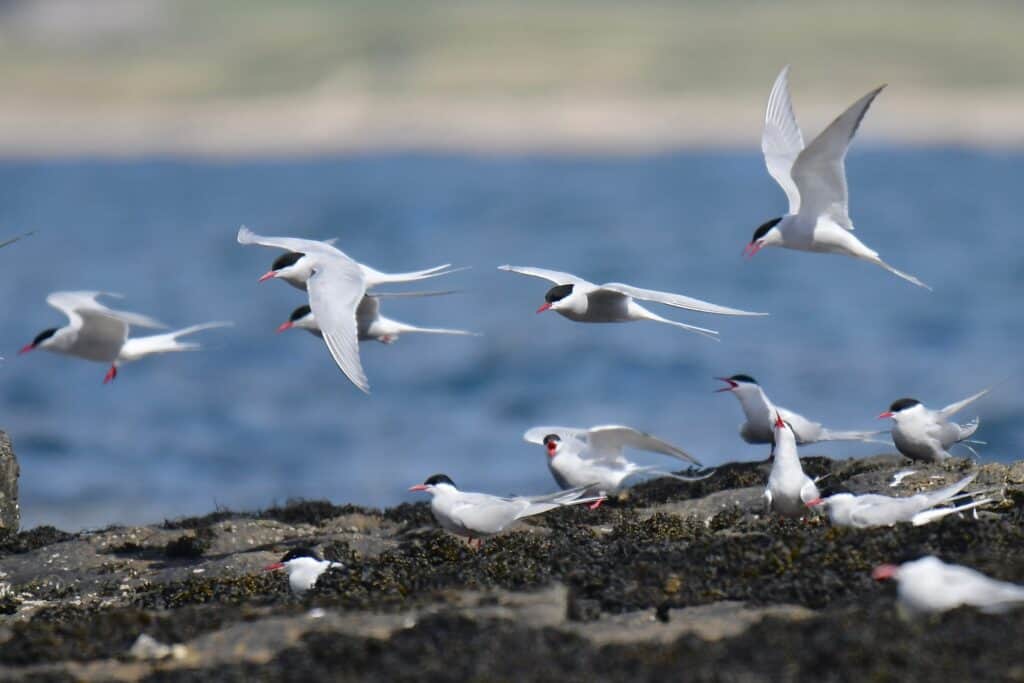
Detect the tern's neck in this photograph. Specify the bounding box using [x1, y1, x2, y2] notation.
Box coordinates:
[735, 386, 774, 425]
[771, 429, 802, 472]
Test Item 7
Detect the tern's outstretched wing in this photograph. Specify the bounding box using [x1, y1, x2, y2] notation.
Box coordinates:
[498, 265, 591, 286]
[307, 258, 370, 393]
[599, 283, 767, 316]
[791, 85, 885, 230]
[237, 226, 344, 256]
[939, 387, 991, 420]
[762, 66, 805, 214]
[587, 425, 701, 466]
[46, 291, 166, 330]
[523, 426, 589, 446]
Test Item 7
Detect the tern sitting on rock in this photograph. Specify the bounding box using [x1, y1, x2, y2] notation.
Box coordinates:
[764, 414, 820, 518]
[265, 547, 342, 594]
[873, 556, 1024, 615]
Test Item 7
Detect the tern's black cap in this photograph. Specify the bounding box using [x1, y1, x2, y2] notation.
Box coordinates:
[424, 474, 455, 487]
[751, 217, 782, 243]
[271, 252, 304, 272]
[289, 304, 312, 322]
[544, 284, 574, 304]
[281, 546, 322, 562]
[542, 434, 561, 445]
[888, 398, 921, 413]
[31, 328, 58, 346]
[728, 374, 758, 384]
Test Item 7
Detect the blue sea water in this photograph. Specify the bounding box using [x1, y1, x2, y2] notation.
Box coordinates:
[0, 149, 1021, 530]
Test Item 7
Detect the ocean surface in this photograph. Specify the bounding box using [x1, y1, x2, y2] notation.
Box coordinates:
[1, 149, 1021, 530]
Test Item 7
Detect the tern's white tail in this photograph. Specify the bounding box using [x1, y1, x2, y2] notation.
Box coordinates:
[118, 321, 233, 363]
[396, 322, 480, 337]
[818, 427, 890, 443]
[867, 256, 932, 291]
[630, 465, 716, 483]
[911, 497, 996, 526]
[361, 264, 467, 287]
[638, 307, 720, 341]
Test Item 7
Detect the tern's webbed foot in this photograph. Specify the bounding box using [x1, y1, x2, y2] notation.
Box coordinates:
[103, 365, 118, 384]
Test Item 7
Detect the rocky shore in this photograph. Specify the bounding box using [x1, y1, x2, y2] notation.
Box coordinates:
[2, 453, 1023, 682]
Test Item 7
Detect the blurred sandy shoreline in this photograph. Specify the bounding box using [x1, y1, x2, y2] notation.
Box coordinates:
[3, 91, 1024, 158]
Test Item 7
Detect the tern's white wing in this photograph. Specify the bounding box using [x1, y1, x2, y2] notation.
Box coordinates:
[790, 85, 885, 230]
[938, 388, 991, 420]
[523, 426, 589, 447]
[0, 231, 32, 250]
[587, 425, 701, 466]
[46, 291, 165, 329]
[599, 283, 767, 317]
[237, 226, 344, 256]
[762, 65, 805, 214]
[498, 265, 591, 286]
[307, 257, 370, 393]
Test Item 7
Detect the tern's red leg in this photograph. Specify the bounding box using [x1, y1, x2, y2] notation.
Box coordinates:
[103, 365, 118, 384]
[589, 499, 604, 511]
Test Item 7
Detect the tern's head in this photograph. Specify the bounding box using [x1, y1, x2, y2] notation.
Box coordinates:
[264, 546, 323, 572]
[536, 284, 575, 313]
[409, 473, 457, 494]
[542, 434, 563, 458]
[259, 251, 311, 287]
[19, 327, 60, 355]
[878, 398, 922, 421]
[806, 492, 853, 515]
[744, 217, 784, 258]
[714, 374, 759, 394]
[277, 304, 318, 333]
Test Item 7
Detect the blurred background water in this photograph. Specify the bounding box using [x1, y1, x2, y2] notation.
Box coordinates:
[1, 148, 1022, 529]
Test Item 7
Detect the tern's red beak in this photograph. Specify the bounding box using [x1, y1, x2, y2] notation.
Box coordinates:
[774, 413, 785, 429]
[264, 562, 284, 571]
[18, 343, 34, 355]
[714, 377, 737, 393]
[546, 442, 558, 458]
[276, 321, 293, 333]
[871, 564, 899, 581]
[536, 302, 552, 313]
[258, 270, 277, 283]
[877, 411, 894, 419]
[743, 242, 762, 260]
[805, 498, 824, 507]
[408, 484, 429, 492]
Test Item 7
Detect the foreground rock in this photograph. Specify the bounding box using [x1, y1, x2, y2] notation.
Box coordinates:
[0, 431, 18, 532]
[0, 454, 1022, 681]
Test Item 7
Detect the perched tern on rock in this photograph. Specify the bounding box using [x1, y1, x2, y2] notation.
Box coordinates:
[806, 473, 996, 527]
[409, 474, 605, 546]
[715, 374, 884, 445]
[264, 547, 342, 594]
[764, 414, 819, 518]
[747, 66, 930, 290]
[879, 387, 991, 462]
[19, 291, 230, 383]
[498, 265, 766, 340]
[873, 556, 1024, 615]
[524, 425, 710, 501]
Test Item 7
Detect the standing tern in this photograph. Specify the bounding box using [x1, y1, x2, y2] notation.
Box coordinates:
[878, 387, 991, 462]
[873, 556, 1024, 615]
[238, 226, 463, 292]
[409, 474, 604, 547]
[806, 473, 996, 527]
[18, 291, 230, 383]
[764, 414, 819, 518]
[524, 425, 710, 501]
[277, 291, 478, 344]
[265, 547, 342, 594]
[498, 265, 766, 339]
[747, 66, 930, 290]
[715, 374, 884, 445]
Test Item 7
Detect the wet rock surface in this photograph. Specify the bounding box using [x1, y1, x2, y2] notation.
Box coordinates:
[0, 454, 1022, 681]
[0, 431, 19, 532]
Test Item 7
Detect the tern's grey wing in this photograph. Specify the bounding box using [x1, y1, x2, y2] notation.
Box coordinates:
[449, 495, 520, 534]
[849, 496, 921, 527]
[364, 289, 458, 299]
[356, 295, 380, 323]
[938, 563, 1024, 612]
[586, 425, 701, 466]
[46, 291, 165, 330]
[307, 257, 370, 393]
[762, 65, 805, 214]
[920, 473, 977, 506]
[790, 85, 885, 230]
[497, 265, 591, 286]
[938, 388, 991, 420]
[523, 426, 589, 446]
[237, 226, 344, 256]
[73, 310, 131, 361]
[599, 283, 767, 316]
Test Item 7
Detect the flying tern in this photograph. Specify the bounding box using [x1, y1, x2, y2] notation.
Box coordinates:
[524, 425, 710, 501]
[19, 291, 230, 383]
[265, 547, 342, 594]
[878, 387, 991, 462]
[409, 474, 604, 546]
[715, 374, 885, 445]
[498, 265, 766, 339]
[747, 66, 930, 290]
[764, 414, 820, 518]
[277, 291, 478, 344]
[806, 473, 996, 527]
[873, 556, 1024, 615]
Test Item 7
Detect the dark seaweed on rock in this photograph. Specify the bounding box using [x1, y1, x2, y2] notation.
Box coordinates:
[134, 572, 289, 610]
[0, 526, 75, 556]
[259, 499, 373, 526]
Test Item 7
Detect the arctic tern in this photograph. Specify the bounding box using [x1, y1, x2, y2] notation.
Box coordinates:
[747, 66, 930, 290]
[873, 556, 1024, 615]
[498, 265, 766, 339]
[878, 387, 991, 462]
[264, 547, 342, 594]
[19, 291, 230, 383]
[715, 374, 884, 445]
[764, 414, 820, 518]
[524, 425, 710, 500]
[409, 474, 604, 546]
